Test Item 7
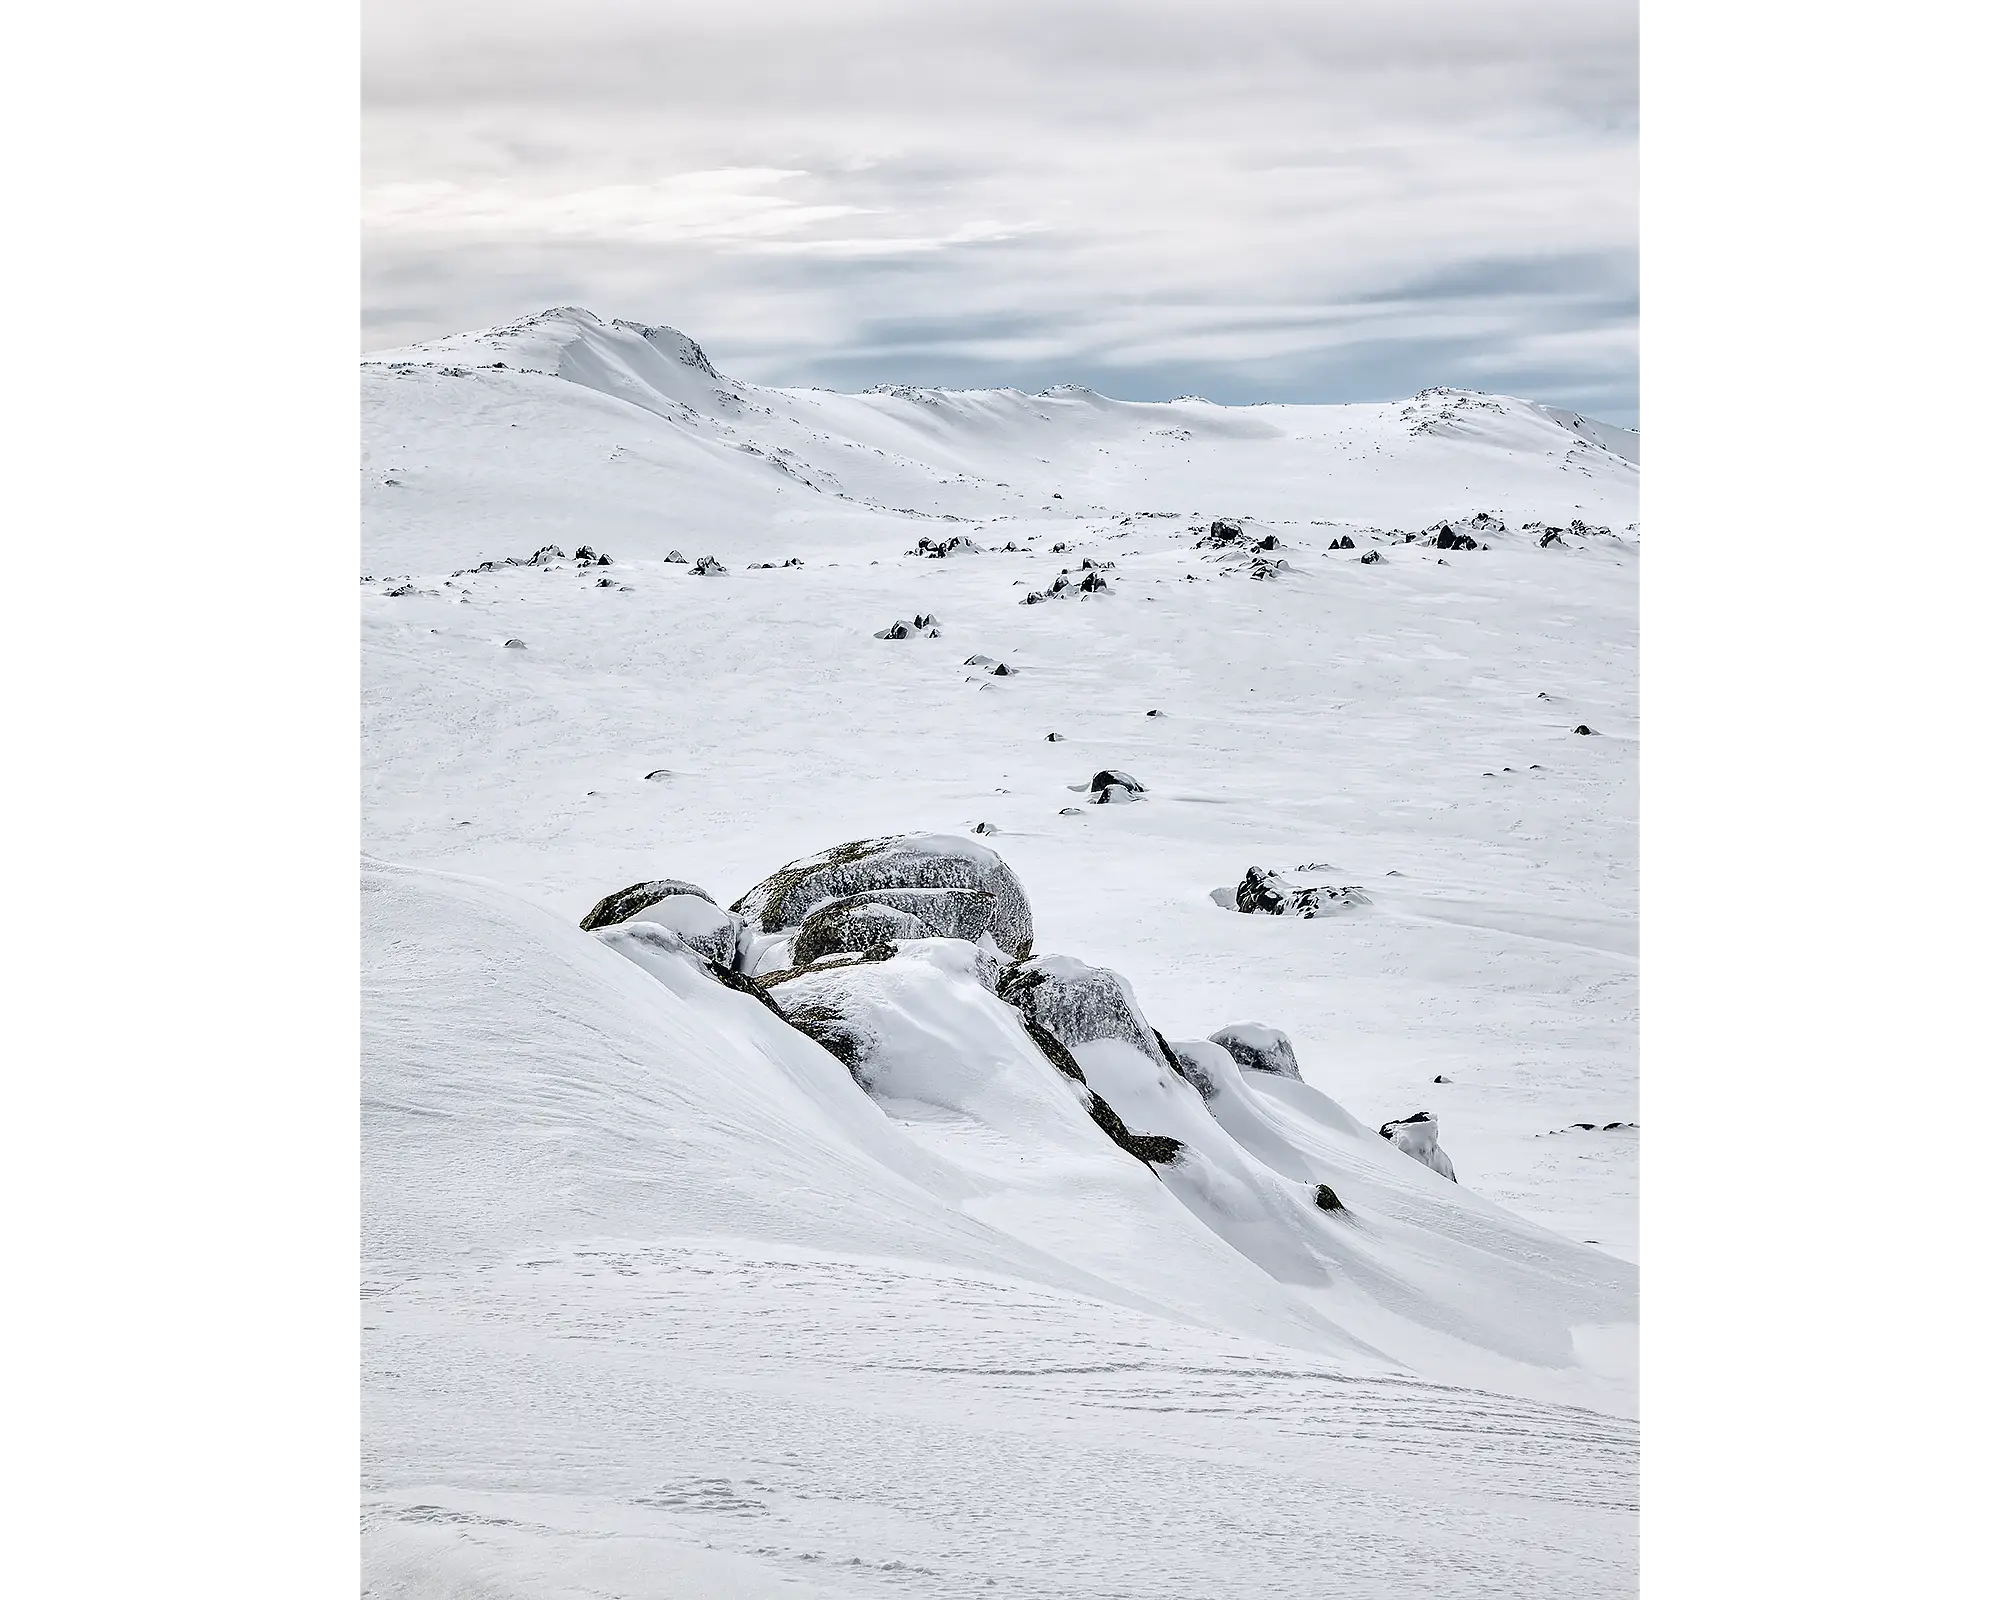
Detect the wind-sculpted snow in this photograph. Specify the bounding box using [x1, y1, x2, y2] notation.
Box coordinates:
[361, 305, 1641, 1593]
[1380, 1111, 1459, 1181]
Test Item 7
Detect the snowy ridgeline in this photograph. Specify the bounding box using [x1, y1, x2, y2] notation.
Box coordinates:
[360, 306, 1636, 575]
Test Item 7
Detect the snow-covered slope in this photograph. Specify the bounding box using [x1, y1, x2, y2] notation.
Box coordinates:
[361, 308, 1640, 1597]
[362, 307, 1636, 575]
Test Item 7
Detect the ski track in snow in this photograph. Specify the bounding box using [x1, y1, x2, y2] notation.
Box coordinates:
[362, 309, 1640, 1597]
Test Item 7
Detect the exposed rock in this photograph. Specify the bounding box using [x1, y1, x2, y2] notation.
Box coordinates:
[664, 549, 689, 563]
[503, 638, 526, 649]
[1058, 806, 1083, 815]
[1328, 535, 1356, 550]
[1539, 530, 1566, 548]
[1435, 528, 1479, 551]
[997, 954, 1175, 1072]
[792, 886, 1002, 965]
[643, 769, 671, 781]
[1044, 731, 1065, 741]
[1358, 549, 1382, 565]
[874, 620, 914, 640]
[1090, 770, 1145, 795]
[453, 542, 577, 576]
[1313, 1184, 1346, 1213]
[1247, 556, 1289, 580]
[580, 877, 718, 929]
[789, 900, 925, 964]
[972, 821, 1000, 835]
[733, 834, 1033, 959]
[1234, 866, 1370, 918]
[1574, 724, 1597, 736]
[690, 555, 726, 575]
[1379, 1112, 1457, 1181]
[1146, 709, 1163, 718]
[1208, 1022, 1302, 1081]
[911, 535, 982, 558]
[913, 613, 939, 629]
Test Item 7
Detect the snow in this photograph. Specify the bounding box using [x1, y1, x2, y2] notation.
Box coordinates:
[362, 307, 1640, 1595]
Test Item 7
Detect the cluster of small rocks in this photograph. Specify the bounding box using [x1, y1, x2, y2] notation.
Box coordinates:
[1020, 567, 1112, 605]
[910, 534, 983, 558]
[452, 543, 612, 577]
[874, 612, 942, 640]
[1234, 865, 1370, 918]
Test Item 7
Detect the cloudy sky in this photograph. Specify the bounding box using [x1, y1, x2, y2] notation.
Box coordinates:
[363, 1, 1637, 422]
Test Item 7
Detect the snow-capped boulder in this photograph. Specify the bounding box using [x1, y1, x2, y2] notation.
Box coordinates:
[997, 954, 1177, 1073]
[792, 887, 1003, 965]
[579, 879, 742, 966]
[1379, 1112, 1458, 1181]
[732, 833, 1033, 959]
[579, 877, 715, 928]
[1358, 549, 1382, 564]
[690, 555, 726, 575]
[623, 898, 741, 968]
[1208, 1023, 1302, 1081]
[1089, 769, 1145, 799]
[664, 549, 688, 563]
[1234, 866, 1369, 918]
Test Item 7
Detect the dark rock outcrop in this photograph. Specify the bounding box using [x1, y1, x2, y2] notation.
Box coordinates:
[1234, 866, 1369, 918]
[1208, 1023, 1302, 1081]
[792, 886, 1003, 965]
[997, 954, 1176, 1073]
[732, 834, 1033, 959]
[580, 878, 716, 930]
